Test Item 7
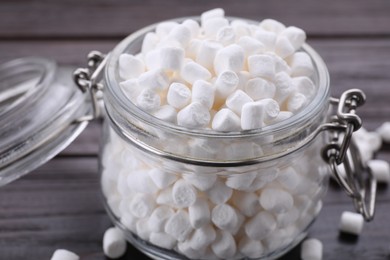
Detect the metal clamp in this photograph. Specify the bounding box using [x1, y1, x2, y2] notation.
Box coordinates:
[321, 89, 376, 221]
[73, 51, 108, 122]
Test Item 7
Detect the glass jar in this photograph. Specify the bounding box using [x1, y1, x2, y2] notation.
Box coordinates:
[98, 17, 337, 260]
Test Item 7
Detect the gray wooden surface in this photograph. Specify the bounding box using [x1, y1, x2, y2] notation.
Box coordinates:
[0, 1, 390, 259]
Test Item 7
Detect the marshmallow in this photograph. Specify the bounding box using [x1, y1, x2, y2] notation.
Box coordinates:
[241, 99, 280, 130]
[279, 26, 306, 50]
[211, 230, 237, 259]
[216, 26, 236, 45]
[183, 173, 217, 191]
[259, 187, 294, 214]
[103, 227, 127, 259]
[142, 32, 160, 55]
[196, 40, 223, 71]
[276, 167, 300, 191]
[167, 82, 191, 109]
[172, 179, 197, 208]
[153, 105, 177, 123]
[238, 237, 264, 259]
[376, 122, 390, 143]
[129, 194, 156, 218]
[203, 18, 229, 37]
[339, 211, 364, 235]
[50, 249, 79, 260]
[274, 71, 293, 104]
[226, 89, 253, 115]
[231, 20, 252, 38]
[206, 179, 233, 204]
[231, 191, 261, 217]
[120, 79, 141, 101]
[292, 76, 316, 99]
[136, 88, 161, 112]
[367, 160, 390, 183]
[259, 19, 286, 34]
[189, 197, 211, 228]
[177, 102, 210, 129]
[186, 38, 202, 59]
[192, 80, 215, 109]
[136, 218, 152, 240]
[149, 232, 177, 249]
[144, 49, 161, 70]
[272, 111, 293, 123]
[181, 61, 212, 84]
[247, 54, 276, 80]
[156, 187, 175, 206]
[224, 142, 263, 159]
[189, 224, 217, 250]
[215, 70, 239, 99]
[138, 69, 169, 91]
[177, 241, 203, 259]
[211, 204, 239, 231]
[159, 46, 185, 71]
[148, 206, 175, 232]
[182, 19, 200, 38]
[238, 36, 265, 57]
[225, 172, 257, 191]
[201, 8, 225, 25]
[245, 78, 276, 101]
[301, 238, 323, 260]
[148, 168, 177, 189]
[275, 35, 295, 58]
[121, 213, 138, 233]
[253, 29, 277, 50]
[287, 92, 307, 112]
[276, 207, 300, 228]
[214, 44, 245, 75]
[156, 21, 178, 38]
[107, 194, 121, 217]
[168, 24, 192, 47]
[245, 211, 276, 240]
[288, 52, 314, 77]
[165, 210, 193, 242]
[127, 170, 159, 194]
[212, 108, 241, 132]
[119, 54, 145, 80]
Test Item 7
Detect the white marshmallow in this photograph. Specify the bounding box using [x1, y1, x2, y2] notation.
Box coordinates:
[276, 207, 300, 228]
[148, 206, 175, 232]
[142, 32, 160, 55]
[272, 111, 294, 124]
[192, 80, 215, 109]
[181, 61, 212, 84]
[177, 241, 202, 259]
[183, 173, 217, 191]
[292, 76, 316, 99]
[287, 92, 307, 112]
[168, 24, 192, 47]
[275, 35, 295, 58]
[238, 237, 264, 259]
[211, 204, 238, 231]
[189, 224, 216, 250]
[279, 26, 306, 50]
[274, 71, 293, 104]
[156, 21, 178, 38]
[172, 179, 197, 208]
[156, 187, 175, 206]
[253, 29, 277, 50]
[376, 122, 390, 143]
[136, 88, 161, 112]
[211, 230, 237, 259]
[205, 179, 233, 204]
[138, 69, 169, 90]
[276, 167, 300, 191]
[177, 102, 211, 129]
[107, 194, 121, 218]
[241, 99, 280, 130]
[129, 194, 156, 218]
[149, 232, 177, 249]
[186, 38, 202, 59]
[148, 168, 177, 189]
[119, 54, 145, 80]
[223, 142, 263, 159]
[167, 82, 191, 109]
[189, 197, 211, 228]
[201, 8, 225, 26]
[231, 191, 261, 217]
[121, 213, 138, 233]
[288, 52, 314, 77]
[216, 26, 236, 45]
[214, 44, 245, 75]
[259, 187, 294, 214]
[238, 36, 265, 57]
[165, 210, 193, 242]
[103, 227, 127, 259]
[245, 78, 276, 100]
[245, 211, 276, 240]
[259, 19, 286, 34]
[247, 54, 276, 80]
[136, 218, 152, 240]
[182, 19, 200, 38]
[225, 172, 257, 191]
[273, 53, 292, 74]
[231, 20, 251, 37]
[159, 46, 185, 71]
[196, 40, 223, 71]
[119, 78, 141, 101]
[144, 49, 161, 70]
[301, 238, 323, 260]
[368, 159, 390, 183]
[153, 105, 177, 123]
[237, 71, 251, 90]
[339, 211, 364, 235]
[203, 17, 229, 37]
[226, 89, 253, 115]
[127, 170, 159, 194]
[215, 70, 239, 99]
[212, 108, 241, 132]
[50, 249, 79, 260]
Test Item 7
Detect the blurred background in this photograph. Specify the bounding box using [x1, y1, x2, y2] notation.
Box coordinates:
[0, 0, 390, 259]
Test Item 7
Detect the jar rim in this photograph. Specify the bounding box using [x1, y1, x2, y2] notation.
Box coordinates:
[105, 16, 330, 139]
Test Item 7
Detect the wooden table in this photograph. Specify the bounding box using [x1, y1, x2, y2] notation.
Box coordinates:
[1, 1, 390, 259]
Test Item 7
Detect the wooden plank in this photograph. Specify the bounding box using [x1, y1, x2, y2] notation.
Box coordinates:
[0, 0, 390, 38]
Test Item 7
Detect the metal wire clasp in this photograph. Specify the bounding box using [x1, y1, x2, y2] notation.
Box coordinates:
[321, 89, 376, 221]
[73, 51, 108, 122]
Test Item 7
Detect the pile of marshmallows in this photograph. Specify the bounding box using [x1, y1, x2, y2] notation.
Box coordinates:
[119, 8, 315, 131]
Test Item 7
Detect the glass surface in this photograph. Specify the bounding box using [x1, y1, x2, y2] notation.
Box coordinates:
[0, 57, 90, 186]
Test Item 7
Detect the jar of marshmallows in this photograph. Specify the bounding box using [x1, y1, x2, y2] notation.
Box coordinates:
[0, 8, 375, 260]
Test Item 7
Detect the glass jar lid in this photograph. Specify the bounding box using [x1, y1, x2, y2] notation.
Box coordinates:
[0, 57, 90, 186]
